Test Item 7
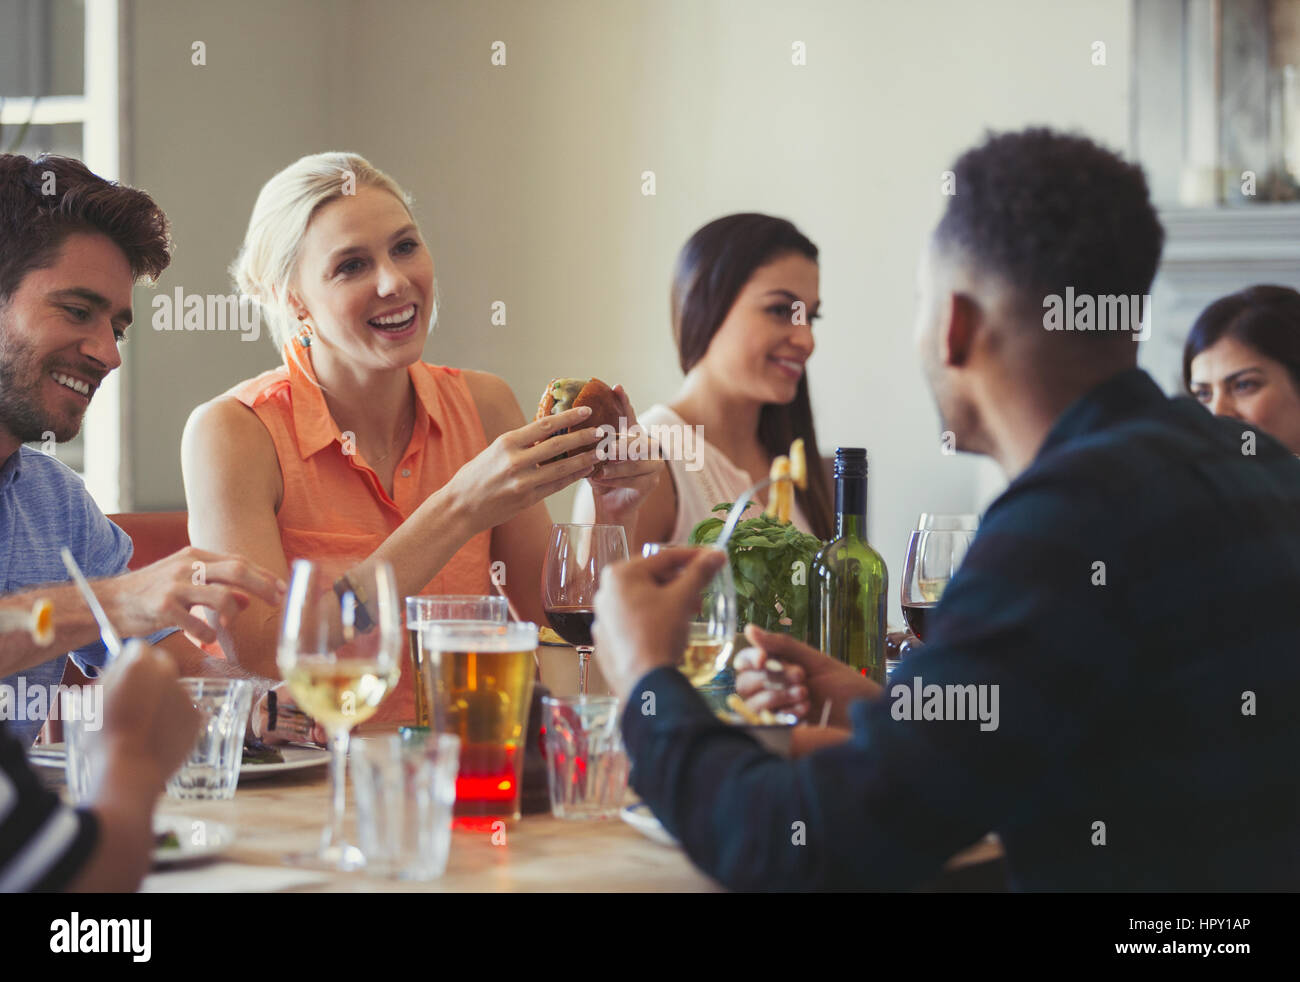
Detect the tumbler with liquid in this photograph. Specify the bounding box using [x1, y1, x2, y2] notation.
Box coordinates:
[419, 621, 537, 826]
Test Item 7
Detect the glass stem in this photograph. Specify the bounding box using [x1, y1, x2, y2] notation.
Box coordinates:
[324, 726, 349, 852]
[577, 646, 592, 695]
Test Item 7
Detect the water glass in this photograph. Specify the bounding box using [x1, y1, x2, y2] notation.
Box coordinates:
[542, 695, 629, 820]
[352, 732, 460, 880]
[406, 594, 509, 728]
[61, 686, 104, 806]
[165, 678, 254, 801]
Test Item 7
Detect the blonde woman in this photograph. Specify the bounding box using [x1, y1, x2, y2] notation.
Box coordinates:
[182, 153, 658, 721]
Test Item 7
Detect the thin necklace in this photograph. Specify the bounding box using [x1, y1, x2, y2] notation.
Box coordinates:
[370, 410, 414, 467]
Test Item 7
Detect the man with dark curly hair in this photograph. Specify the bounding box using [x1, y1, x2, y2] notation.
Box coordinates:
[593, 128, 1300, 891]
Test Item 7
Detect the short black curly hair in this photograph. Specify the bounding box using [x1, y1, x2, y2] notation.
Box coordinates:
[934, 128, 1164, 322]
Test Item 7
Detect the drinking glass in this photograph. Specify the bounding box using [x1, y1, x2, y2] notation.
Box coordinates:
[165, 678, 254, 801]
[642, 542, 737, 687]
[278, 559, 402, 869]
[61, 686, 103, 806]
[541, 524, 628, 694]
[420, 621, 538, 826]
[351, 732, 460, 880]
[900, 525, 977, 642]
[405, 595, 508, 728]
[917, 513, 980, 531]
[542, 695, 629, 819]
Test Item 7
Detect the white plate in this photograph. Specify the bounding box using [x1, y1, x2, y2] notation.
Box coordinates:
[153, 815, 234, 866]
[28, 742, 330, 779]
[620, 802, 678, 847]
[238, 744, 330, 779]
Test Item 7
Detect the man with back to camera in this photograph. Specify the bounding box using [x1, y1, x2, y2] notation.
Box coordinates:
[592, 128, 1300, 891]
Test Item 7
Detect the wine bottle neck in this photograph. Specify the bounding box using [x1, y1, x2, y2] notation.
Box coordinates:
[834, 476, 867, 540]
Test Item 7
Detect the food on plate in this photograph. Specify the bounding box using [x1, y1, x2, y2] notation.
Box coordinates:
[719, 694, 790, 727]
[241, 740, 285, 766]
[154, 829, 180, 849]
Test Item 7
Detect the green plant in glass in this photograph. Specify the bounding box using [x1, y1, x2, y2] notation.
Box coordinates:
[688, 503, 823, 642]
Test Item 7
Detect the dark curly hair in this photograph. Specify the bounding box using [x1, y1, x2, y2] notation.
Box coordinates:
[1182, 285, 1300, 392]
[934, 128, 1164, 326]
[0, 153, 171, 305]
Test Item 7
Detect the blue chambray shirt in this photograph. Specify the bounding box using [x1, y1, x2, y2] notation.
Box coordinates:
[0, 447, 173, 746]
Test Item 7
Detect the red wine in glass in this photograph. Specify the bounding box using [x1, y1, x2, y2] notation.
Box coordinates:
[541, 524, 628, 694]
[543, 606, 595, 648]
[901, 601, 937, 642]
[901, 525, 976, 647]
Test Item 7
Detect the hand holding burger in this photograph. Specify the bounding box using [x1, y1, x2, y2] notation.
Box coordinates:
[535, 377, 663, 524]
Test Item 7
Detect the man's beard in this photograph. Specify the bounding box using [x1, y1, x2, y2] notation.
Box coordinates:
[0, 330, 83, 444]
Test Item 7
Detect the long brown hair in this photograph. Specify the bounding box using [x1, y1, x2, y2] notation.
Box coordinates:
[670, 213, 834, 540]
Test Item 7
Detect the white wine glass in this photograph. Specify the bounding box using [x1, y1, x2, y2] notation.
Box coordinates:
[642, 543, 737, 687]
[278, 559, 402, 870]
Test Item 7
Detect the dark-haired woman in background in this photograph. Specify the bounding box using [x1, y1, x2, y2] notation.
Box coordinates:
[1184, 284, 1300, 455]
[573, 213, 835, 549]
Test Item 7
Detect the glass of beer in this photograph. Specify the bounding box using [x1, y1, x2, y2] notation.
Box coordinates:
[405, 595, 508, 728]
[420, 621, 538, 827]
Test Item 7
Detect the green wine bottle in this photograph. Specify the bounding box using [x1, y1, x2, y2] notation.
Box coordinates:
[809, 447, 888, 684]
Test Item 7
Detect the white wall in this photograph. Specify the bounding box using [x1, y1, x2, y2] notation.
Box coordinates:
[125, 0, 339, 507]
[124, 0, 1132, 621]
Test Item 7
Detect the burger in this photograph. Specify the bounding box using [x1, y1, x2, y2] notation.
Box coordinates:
[534, 378, 622, 460]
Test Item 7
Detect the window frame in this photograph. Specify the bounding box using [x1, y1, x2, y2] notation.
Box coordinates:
[0, 0, 126, 511]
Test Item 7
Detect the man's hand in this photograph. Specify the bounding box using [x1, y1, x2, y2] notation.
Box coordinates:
[593, 547, 728, 699]
[96, 546, 285, 645]
[734, 624, 881, 728]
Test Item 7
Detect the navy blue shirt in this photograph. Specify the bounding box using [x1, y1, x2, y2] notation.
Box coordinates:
[623, 369, 1300, 891]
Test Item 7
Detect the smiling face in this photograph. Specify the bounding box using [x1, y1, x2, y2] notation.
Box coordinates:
[1189, 334, 1300, 453]
[698, 252, 819, 405]
[289, 185, 434, 374]
[0, 232, 130, 449]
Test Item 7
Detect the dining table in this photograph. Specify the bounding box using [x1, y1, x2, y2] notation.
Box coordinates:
[36, 644, 1004, 892]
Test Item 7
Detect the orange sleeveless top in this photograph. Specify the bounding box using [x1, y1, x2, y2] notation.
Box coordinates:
[224, 344, 493, 722]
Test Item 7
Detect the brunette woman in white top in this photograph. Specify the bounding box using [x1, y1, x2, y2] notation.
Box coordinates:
[574, 213, 835, 549]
